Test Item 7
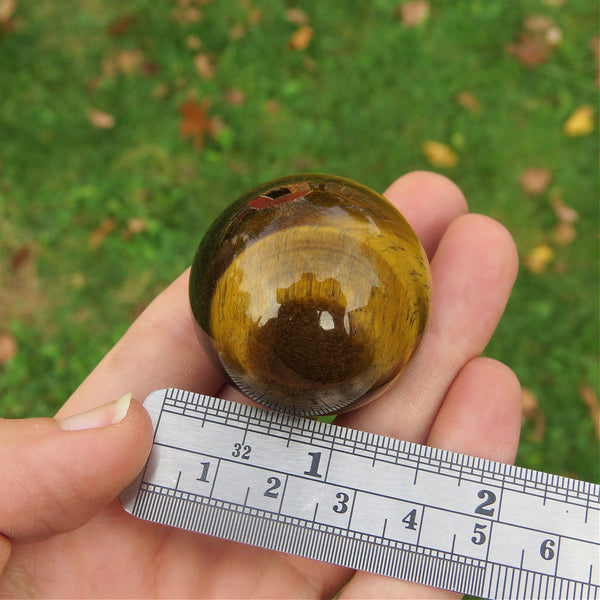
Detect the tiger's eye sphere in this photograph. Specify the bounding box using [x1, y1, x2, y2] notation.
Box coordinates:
[189, 174, 431, 416]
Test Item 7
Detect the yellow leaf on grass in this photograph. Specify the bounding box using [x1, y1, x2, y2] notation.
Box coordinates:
[564, 105, 595, 136]
[524, 244, 554, 273]
[422, 141, 458, 168]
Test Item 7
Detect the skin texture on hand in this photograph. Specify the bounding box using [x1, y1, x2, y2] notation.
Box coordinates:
[0, 171, 521, 599]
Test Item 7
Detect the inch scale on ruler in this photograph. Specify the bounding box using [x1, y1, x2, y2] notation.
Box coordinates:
[121, 388, 600, 600]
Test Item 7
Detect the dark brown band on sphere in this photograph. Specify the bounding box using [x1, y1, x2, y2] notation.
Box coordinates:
[190, 173, 431, 416]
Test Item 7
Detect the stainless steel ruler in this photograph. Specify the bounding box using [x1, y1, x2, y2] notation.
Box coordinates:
[120, 388, 600, 600]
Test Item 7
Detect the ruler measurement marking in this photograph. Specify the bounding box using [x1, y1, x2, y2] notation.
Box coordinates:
[149, 438, 597, 547]
[123, 390, 600, 600]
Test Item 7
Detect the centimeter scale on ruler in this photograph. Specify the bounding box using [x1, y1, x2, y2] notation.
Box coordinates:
[121, 388, 600, 600]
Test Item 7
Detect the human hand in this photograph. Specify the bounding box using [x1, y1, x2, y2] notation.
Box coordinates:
[0, 171, 521, 598]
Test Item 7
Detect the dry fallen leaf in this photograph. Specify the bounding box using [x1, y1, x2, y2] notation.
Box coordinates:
[10, 245, 32, 271]
[265, 99, 280, 113]
[88, 107, 115, 129]
[422, 141, 458, 168]
[553, 222, 576, 245]
[115, 49, 145, 75]
[89, 219, 117, 250]
[247, 8, 262, 25]
[524, 244, 554, 273]
[521, 388, 545, 442]
[226, 88, 246, 106]
[127, 217, 148, 234]
[0, 332, 17, 366]
[549, 192, 579, 224]
[456, 91, 482, 113]
[0, 0, 16, 23]
[229, 23, 246, 40]
[523, 14, 562, 46]
[524, 15, 555, 33]
[121, 217, 148, 240]
[580, 385, 600, 440]
[179, 98, 215, 150]
[171, 6, 202, 23]
[107, 14, 135, 37]
[564, 105, 595, 136]
[194, 53, 216, 79]
[186, 34, 202, 50]
[288, 24, 313, 51]
[285, 7, 309, 25]
[519, 167, 552, 195]
[152, 82, 170, 100]
[506, 33, 551, 68]
[399, 0, 430, 27]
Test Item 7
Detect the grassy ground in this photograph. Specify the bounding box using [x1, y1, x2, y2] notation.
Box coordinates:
[1, 0, 598, 492]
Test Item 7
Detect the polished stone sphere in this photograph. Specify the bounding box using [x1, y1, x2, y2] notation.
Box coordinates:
[189, 174, 431, 416]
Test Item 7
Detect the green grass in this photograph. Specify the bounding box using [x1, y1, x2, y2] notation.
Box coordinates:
[0, 0, 598, 488]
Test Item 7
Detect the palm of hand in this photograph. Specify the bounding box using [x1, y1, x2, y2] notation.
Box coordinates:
[1, 173, 520, 599]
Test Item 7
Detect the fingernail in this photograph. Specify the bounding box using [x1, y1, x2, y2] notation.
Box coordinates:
[57, 393, 132, 431]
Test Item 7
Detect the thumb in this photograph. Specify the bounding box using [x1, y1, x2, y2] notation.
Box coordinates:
[0, 394, 153, 543]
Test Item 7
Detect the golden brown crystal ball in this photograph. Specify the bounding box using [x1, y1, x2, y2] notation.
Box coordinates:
[189, 174, 431, 416]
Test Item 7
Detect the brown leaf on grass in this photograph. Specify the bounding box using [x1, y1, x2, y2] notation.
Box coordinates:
[285, 8, 309, 25]
[121, 217, 148, 240]
[521, 388, 546, 442]
[115, 49, 145, 75]
[88, 107, 115, 129]
[399, 1, 430, 27]
[0, 0, 17, 27]
[265, 99, 280, 113]
[171, 6, 202, 24]
[194, 53, 215, 79]
[107, 14, 135, 37]
[456, 91, 482, 113]
[563, 105, 595, 136]
[0, 332, 17, 366]
[186, 34, 202, 50]
[226, 88, 246, 106]
[580, 385, 600, 440]
[127, 217, 148, 234]
[288, 24, 313, 51]
[179, 98, 216, 150]
[422, 141, 458, 168]
[549, 192, 579, 224]
[247, 8, 262, 25]
[229, 23, 246, 41]
[89, 219, 117, 250]
[552, 222, 576, 246]
[519, 167, 552, 195]
[524, 15, 562, 46]
[10, 245, 32, 271]
[524, 244, 554, 273]
[524, 15, 555, 33]
[506, 33, 551, 68]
